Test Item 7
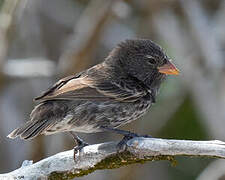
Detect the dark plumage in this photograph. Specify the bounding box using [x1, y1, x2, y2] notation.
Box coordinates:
[8, 39, 179, 149]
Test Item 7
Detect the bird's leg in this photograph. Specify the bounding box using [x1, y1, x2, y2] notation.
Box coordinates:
[100, 126, 152, 152]
[100, 126, 140, 137]
[69, 132, 89, 160]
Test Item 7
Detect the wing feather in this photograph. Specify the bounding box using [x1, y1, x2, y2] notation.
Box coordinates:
[34, 73, 148, 102]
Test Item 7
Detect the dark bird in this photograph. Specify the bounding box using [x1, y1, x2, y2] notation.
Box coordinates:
[8, 39, 179, 154]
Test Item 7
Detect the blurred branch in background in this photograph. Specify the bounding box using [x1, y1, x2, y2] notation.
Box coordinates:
[0, 0, 19, 67]
[59, 0, 118, 75]
[153, 1, 225, 140]
[3, 58, 56, 77]
[1, 137, 225, 180]
[0, 0, 25, 85]
[182, 0, 224, 72]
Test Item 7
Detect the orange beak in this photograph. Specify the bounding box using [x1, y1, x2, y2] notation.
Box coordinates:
[157, 61, 179, 75]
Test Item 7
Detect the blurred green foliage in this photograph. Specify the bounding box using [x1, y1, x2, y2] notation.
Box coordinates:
[159, 96, 212, 180]
[0, 0, 4, 9]
[160, 96, 209, 140]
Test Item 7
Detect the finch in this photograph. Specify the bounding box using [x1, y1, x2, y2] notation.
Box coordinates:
[8, 39, 179, 153]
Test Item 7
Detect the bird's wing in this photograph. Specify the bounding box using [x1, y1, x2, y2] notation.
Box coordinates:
[34, 74, 148, 102]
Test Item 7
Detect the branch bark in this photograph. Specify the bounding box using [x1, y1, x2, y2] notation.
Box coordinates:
[1, 137, 225, 180]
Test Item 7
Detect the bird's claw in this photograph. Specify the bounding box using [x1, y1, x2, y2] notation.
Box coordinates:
[73, 142, 89, 160]
[116, 135, 133, 152]
[116, 133, 152, 152]
[142, 134, 152, 138]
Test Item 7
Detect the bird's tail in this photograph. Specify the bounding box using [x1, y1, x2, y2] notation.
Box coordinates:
[7, 102, 58, 140]
[7, 119, 52, 140]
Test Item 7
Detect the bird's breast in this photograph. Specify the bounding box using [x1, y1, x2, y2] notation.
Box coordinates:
[50, 94, 153, 133]
[129, 96, 152, 119]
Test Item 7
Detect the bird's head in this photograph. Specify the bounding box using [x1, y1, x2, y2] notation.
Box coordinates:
[106, 39, 179, 89]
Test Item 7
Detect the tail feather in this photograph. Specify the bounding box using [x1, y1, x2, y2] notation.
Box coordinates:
[7, 101, 66, 140]
[7, 121, 36, 139]
[7, 120, 51, 139]
[24, 120, 56, 139]
[7, 127, 21, 139]
[21, 120, 49, 139]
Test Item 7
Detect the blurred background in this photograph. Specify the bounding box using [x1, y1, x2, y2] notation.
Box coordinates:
[0, 0, 225, 179]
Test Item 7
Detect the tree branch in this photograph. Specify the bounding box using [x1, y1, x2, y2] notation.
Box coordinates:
[1, 137, 225, 180]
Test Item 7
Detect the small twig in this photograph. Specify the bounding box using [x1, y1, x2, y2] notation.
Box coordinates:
[1, 137, 225, 180]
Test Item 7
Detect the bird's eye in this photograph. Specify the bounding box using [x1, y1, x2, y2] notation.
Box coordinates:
[145, 55, 156, 65]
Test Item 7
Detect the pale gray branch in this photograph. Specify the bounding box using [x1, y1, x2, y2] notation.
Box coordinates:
[1, 138, 225, 180]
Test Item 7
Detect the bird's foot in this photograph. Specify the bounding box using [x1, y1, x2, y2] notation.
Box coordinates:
[100, 126, 152, 152]
[73, 141, 89, 160]
[69, 132, 89, 160]
[142, 134, 153, 138]
[117, 132, 152, 152]
[117, 134, 134, 152]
